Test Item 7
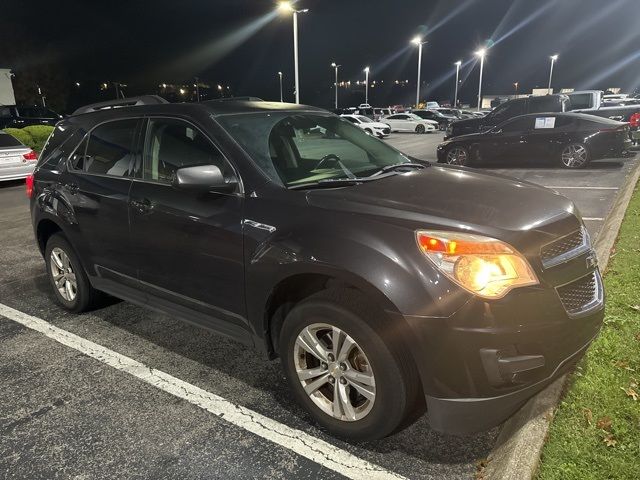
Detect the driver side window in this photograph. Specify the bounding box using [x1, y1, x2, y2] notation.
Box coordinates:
[143, 118, 231, 184]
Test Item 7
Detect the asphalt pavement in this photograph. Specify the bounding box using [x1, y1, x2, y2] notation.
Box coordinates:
[0, 137, 637, 479]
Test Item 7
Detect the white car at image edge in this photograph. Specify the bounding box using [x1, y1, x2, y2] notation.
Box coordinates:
[340, 114, 391, 137]
[383, 113, 439, 134]
[0, 131, 38, 181]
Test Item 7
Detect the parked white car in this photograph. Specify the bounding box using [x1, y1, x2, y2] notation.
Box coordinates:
[340, 114, 390, 137]
[382, 113, 438, 133]
[0, 131, 38, 181]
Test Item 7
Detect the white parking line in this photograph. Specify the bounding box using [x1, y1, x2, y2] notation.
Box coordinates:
[543, 186, 618, 190]
[0, 303, 405, 480]
[582, 217, 604, 221]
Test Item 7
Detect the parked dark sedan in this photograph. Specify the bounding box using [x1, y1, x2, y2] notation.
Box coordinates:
[29, 97, 603, 440]
[0, 105, 64, 129]
[437, 112, 632, 168]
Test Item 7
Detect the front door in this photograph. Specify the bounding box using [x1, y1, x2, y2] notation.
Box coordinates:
[128, 117, 247, 335]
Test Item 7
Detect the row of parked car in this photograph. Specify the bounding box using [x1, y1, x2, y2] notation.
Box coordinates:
[437, 91, 639, 169]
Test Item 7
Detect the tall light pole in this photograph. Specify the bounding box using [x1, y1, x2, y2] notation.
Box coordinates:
[513, 82, 519, 97]
[331, 62, 340, 109]
[278, 71, 283, 102]
[411, 36, 427, 107]
[454, 60, 462, 107]
[548, 54, 558, 95]
[363, 66, 370, 105]
[475, 49, 486, 111]
[279, 2, 308, 104]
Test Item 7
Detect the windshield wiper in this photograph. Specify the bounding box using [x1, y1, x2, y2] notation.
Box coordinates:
[288, 177, 382, 190]
[369, 162, 427, 176]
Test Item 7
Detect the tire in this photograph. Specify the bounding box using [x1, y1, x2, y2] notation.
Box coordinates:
[445, 145, 470, 166]
[279, 289, 423, 441]
[415, 124, 426, 134]
[439, 123, 446, 131]
[560, 143, 590, 168]
[364, 128, 373, 135]
[45, 233, 100, 312]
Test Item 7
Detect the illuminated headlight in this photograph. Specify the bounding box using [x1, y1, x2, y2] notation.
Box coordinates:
[416, 230, 538, 299]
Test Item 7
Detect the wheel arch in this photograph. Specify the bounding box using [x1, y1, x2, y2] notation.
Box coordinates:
[36, 218, 63, 255]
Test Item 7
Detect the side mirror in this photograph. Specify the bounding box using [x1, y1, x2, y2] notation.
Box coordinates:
[172, 165, 238, 193]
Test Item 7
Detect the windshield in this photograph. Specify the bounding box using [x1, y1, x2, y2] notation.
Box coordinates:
[217, 113, 409, 187]
[356, 115, 373, 123]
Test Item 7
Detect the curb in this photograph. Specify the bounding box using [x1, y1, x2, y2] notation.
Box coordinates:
[484, 155, 640, 480]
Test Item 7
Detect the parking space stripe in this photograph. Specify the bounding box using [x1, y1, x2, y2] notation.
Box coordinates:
[0, 303, 406, 480]
[542, 186, 618, 190]
[582, 217, 604, 221]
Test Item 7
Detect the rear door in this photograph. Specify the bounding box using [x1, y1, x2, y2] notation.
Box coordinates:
[62, 118, 142, 287]
[128, 116, 247, 337]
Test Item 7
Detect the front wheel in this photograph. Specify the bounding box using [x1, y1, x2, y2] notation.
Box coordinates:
[364, 128, 373, 135]
[560, 143, 589, 168]
[279, 289, 423, 441]
[415, 124, 426, 134]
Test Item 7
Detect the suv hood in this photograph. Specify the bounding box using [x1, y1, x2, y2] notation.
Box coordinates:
[306, 166, 575, 234]
[449, 116, 482, 136]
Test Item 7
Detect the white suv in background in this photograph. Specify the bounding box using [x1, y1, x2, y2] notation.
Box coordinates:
[340, 114, 391, 137]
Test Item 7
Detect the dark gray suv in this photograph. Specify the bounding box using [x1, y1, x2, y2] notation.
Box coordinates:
[28, 96, 604, 440]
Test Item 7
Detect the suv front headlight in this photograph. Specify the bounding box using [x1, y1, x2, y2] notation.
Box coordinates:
[416, 230, 538, 299]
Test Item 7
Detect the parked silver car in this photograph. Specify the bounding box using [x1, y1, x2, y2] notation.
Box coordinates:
[0, 131, 38, 181]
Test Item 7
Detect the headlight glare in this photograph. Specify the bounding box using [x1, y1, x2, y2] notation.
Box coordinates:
[416, 230, 538, 299]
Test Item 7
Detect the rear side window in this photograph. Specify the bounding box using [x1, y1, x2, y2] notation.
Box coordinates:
[143, 118, 230, 184]
[82, 119, 138, 176]
[38, 125, 85, 170]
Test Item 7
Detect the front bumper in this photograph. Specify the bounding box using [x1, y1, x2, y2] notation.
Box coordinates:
[397, 266, 604, 434]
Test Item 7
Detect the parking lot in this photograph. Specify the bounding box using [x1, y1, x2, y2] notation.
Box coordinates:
[0, 135, 637, 480]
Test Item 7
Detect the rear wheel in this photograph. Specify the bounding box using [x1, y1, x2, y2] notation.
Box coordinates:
[279, 289, 423, 441]
[415, 124, 426, 134]
[560, 143, 589, 168]
[445, 145, 470, 166]
[45, 233, 100, 312]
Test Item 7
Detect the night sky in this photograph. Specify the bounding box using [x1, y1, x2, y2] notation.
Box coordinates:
[2, 0, 639, 109]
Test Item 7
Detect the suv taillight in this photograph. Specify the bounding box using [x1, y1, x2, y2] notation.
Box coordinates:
[629, 112, 640, 128]
[25, 174, 34, 198]
[23, 150, 38, 161]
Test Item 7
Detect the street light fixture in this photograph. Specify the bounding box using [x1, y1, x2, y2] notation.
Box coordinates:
[330, 62, 340, 109]
[363, 66, 370, 105]
[279, 1, 309, 104]
[475, 48, 486, 111]
[513, 82, 519, 97]
[548, 54, 558, 95]
[454, 60, 462, 107]
[278, 71, 283, 102]
[411, 36, 427, 108]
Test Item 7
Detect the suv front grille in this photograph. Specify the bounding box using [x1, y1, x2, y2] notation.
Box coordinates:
[556, 271, 602, 316]
[541, 227, 590, 268]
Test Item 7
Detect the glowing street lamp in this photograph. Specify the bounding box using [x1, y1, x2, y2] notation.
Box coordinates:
[454, 60, 462, 107]
[363, 66, 370, 104]
[475, 48, 486, 111]
[331, 62, 340, 109]
[278, 71, 283, 102]
[279, 1, 309, 104]
[411, 36, 427, 107]
[514, 82, 519, 97]
[548, 54, 558, 94]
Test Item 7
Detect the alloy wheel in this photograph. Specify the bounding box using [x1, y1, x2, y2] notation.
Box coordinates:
[446, 147, 468, 165]
[293, 323, 376, 422]
[561, 144, 588, 168]
[50, 247, 77, 301]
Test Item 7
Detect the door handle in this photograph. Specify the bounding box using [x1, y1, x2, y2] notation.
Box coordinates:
[130, 198, 154, 214]
[64, 183, 79, 194]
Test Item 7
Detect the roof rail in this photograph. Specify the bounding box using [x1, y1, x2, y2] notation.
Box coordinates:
[206, 96, 264, 103]
[72, 95, 168, 116]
